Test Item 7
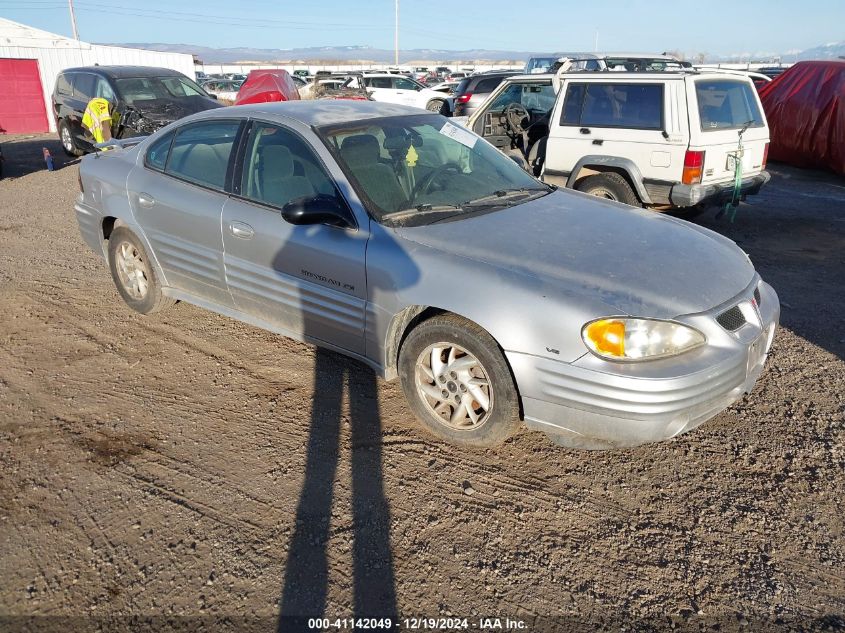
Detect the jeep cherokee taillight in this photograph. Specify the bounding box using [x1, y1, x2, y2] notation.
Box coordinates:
[762, 142, 770, 170]
[682, 150, 705, 185]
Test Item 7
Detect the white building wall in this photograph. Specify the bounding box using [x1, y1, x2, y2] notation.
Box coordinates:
[1, 19, 196, 133]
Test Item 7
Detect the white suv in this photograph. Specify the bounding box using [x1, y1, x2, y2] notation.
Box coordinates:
[464, 70, 771, 210]
[346, 73, 452, 115]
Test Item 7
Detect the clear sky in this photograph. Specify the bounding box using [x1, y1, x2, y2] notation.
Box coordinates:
[1, 0, 842, 57]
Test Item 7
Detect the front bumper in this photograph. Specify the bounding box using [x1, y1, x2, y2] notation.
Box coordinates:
[670, 171, 770, 208]
[507, 279, 780, 449]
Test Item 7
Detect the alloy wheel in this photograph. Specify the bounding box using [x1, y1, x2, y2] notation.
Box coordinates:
[61, 126, 73, 152]
[115, 241, 149, 300]
[415, 342, 493, 430]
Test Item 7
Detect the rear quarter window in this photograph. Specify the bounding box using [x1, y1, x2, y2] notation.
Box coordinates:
[475, 76, 507, 93]
[144, 131, 175, 172]
[695, 79, 764, 131]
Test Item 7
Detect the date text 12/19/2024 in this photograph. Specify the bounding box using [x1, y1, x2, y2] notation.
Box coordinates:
[307, 618, 528, 630]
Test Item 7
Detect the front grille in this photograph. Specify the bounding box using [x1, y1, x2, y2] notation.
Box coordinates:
[717, 305, 746, 331]
[754, 287, 761, 306]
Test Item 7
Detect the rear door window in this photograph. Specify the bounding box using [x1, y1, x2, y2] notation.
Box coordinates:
[72, 73, 97, 101]
[165, 120, 241, 190]
[394, 77, 420, 91]
[562, 82, 664, 129]
[695, 80, 764, 131]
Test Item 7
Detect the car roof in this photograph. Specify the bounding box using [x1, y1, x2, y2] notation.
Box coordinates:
[202, 100, 429, 127]
[503, 69, 752, 81]
[59, 65, 186, 79]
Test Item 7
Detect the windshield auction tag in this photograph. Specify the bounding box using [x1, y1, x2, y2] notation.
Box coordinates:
[439, 121, 477, 149]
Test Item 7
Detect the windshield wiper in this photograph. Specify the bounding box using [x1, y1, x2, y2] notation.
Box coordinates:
[383, 203, 462, 221]
[462, 187, 549, 207]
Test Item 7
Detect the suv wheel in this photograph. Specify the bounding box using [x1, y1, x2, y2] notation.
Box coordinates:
[398, 314, 521, 447]
[107, 227, 174, 315]
[59, 120, 83, 157]
[426, 99, 448, 115]
[576, 173, 640, 206]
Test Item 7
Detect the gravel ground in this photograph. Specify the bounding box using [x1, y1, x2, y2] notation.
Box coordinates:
[0, 134, 843, 632]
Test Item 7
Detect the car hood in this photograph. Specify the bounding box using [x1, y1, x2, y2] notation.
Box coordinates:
[124, 96, 221, 126]
[393, 190, 755, 318]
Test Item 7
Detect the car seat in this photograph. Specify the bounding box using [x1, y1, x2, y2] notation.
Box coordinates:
[258, 145, 315, 206]
[340, 134, 407, 212]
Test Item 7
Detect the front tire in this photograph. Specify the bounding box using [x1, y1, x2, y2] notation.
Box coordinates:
[399, 314, 521, 447]
[59, 119, 83, 157]
[575, 173, 640, 206]
[107, 227, 174, 315]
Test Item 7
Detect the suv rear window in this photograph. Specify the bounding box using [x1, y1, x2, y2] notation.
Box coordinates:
[560, 83, 664, 130]
[695, 80, 764, 131]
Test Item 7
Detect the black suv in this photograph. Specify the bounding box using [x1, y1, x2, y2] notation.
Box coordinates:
[52, 66, 221, 156]
[452, 71, 519, 117]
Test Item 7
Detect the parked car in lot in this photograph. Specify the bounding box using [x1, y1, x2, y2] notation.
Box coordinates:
[73, 101, 778, 449]
[53, 66, 221, 156]
[347, 73, 452, 114]
[524, 52, 689, 74]
[451, 70, 520, 117]
[200, 79, 242, 102]
[464, 69, 771, 210]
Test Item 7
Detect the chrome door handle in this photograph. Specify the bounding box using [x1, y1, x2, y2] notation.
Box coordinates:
[137, 193, 155, 208]
[229, 221, 254, 239]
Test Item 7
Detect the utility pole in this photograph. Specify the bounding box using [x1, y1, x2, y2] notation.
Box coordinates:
[68, 0, 79, 40]
[394, 0, 399, 66]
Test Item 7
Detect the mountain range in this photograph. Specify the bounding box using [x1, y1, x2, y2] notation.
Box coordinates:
[111, 41, 845, 64]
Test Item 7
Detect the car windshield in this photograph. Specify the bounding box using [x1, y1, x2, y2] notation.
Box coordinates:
[695, 79, 764, 131]
[525, 57, 557, 73]
[319, 114, 550, 226]
[115, 76, 208, 104]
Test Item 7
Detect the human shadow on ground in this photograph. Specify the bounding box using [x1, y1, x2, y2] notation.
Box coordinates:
[277, 351, 397, 631]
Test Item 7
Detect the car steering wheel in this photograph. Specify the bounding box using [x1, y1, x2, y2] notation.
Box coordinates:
[413, 163, 463, 199]
[502, 103, 530, 137]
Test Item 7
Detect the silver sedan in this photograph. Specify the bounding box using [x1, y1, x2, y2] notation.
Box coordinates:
[74, 101, 778, 449]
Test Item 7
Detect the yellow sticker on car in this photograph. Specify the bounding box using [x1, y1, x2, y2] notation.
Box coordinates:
[406, 145, 418, 167]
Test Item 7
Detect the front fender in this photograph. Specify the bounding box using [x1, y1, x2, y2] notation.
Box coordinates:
[365, 224, 618, 378]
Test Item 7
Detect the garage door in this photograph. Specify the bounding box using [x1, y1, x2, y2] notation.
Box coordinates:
[0, 59, 49, 134]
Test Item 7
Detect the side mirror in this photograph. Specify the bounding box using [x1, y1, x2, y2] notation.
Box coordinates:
[281, 194, 353, 228]
[207, 93, 218, 100]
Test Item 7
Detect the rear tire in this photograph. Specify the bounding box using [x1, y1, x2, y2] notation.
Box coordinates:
[575, 173, 640, 206]
[426, 99, 449, 115]
[399, 314, 521, 448]
[107, 227, 174, 315]
[59, 119, 83, 157]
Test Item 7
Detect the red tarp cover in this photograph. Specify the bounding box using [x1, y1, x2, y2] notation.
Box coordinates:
[758, 60, 845, 176]
[235, 70, 300, 105]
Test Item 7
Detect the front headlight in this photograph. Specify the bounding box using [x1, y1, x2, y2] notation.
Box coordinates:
[581, 318, 705, 361]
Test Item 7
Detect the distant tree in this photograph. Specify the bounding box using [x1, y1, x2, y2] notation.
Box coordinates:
[695, 52, 708, 64]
